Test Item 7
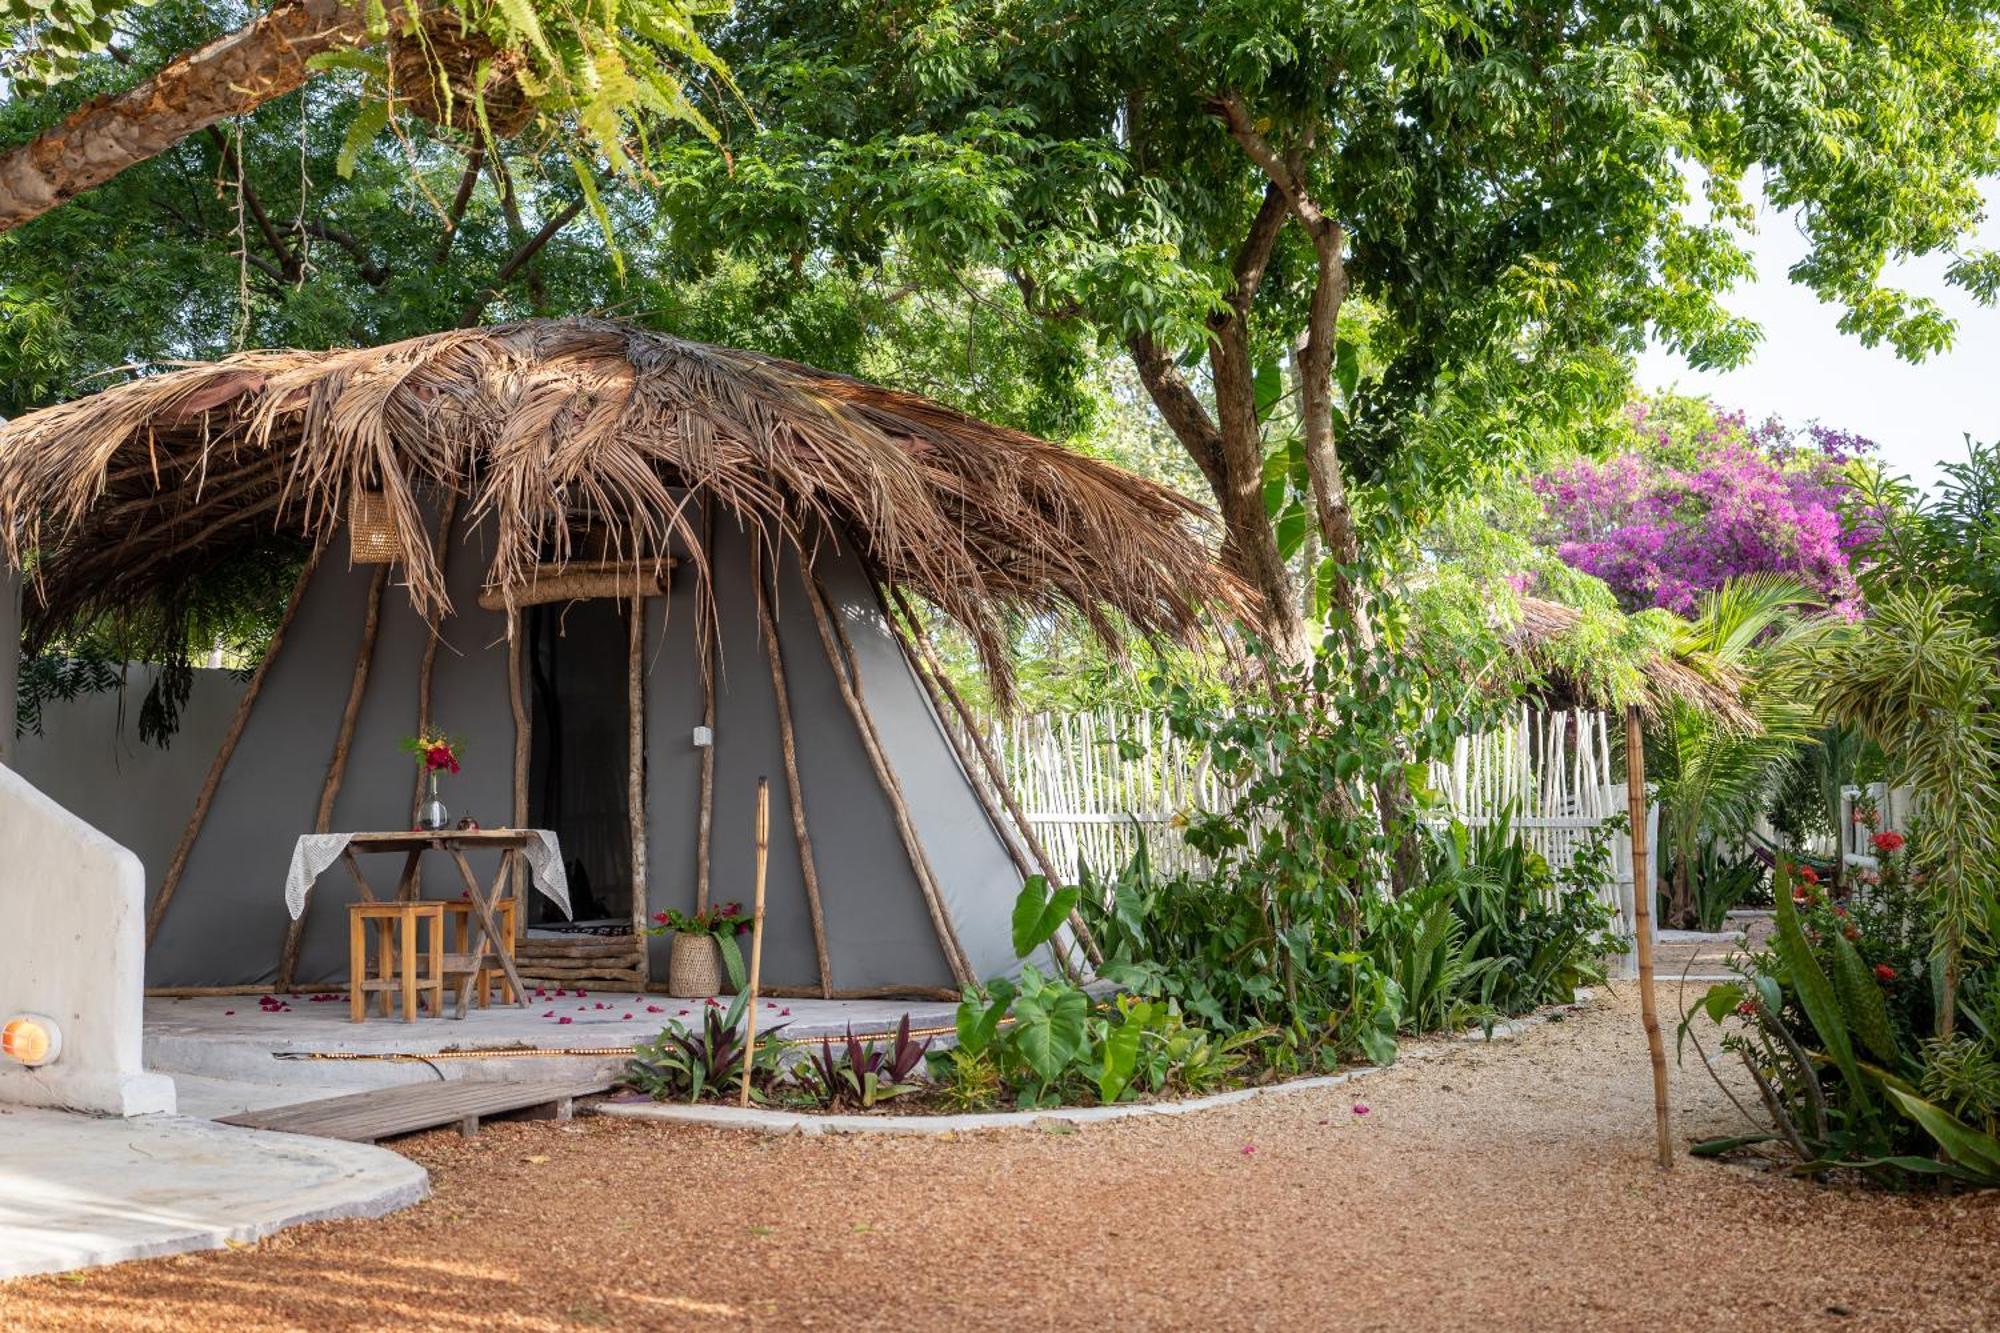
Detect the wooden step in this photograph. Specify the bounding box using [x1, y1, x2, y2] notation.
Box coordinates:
[219, 1078, 611, 1143]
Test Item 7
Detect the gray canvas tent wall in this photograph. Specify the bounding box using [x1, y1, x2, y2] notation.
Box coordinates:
[16, 508, 1030, 992]
[0, 320, 1235, 996]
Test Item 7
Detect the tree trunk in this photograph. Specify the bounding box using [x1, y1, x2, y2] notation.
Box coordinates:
[0, 0, 383, 234]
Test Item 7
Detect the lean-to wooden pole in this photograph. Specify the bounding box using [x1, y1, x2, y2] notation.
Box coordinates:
[407, 493, 462, 828]
[886, 585, 1102, 968]
[148, 541, 324, 946]
[803, 575, 974, 987]
[508, 606, 530, 902]
[626, 595, 650, 983]
[738, 776, 770, 1109]
[278, 560, 388, 988]
[1625, 703, 1673, 1170]
[695, 504, 717, 910]
[753, 548, 833, 997]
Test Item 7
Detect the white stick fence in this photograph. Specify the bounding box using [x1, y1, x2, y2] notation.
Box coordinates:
[964, 705, 1651, 977]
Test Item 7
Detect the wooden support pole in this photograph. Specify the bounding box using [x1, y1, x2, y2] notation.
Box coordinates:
[1625, 703, 1673, 1171]
[802, 574, 974, 988]
[754, 546, 833, 997]
[738, 776, 770, 1109]
[508, 606, 530, 902]
[626, 595, 650, 984]
[278, 560, 389, 988]
[886, 585, 1102, 968]
[695, 504, 717, 910]
[147, 542, 324, 946]
[408, 493, 462, 830]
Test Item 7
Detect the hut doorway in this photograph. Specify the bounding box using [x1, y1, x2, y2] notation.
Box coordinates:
[525, 599, 633, 932]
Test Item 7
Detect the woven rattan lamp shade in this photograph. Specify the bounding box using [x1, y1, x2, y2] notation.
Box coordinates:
[348, 489, 399, 564]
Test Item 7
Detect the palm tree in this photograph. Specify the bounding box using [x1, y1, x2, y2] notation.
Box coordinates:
[1654, 576, 1821, 927]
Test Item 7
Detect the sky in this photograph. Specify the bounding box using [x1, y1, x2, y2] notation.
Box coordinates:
[1636, 193, 2000, 495]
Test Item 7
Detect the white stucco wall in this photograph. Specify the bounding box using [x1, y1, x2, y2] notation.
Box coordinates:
[0, 762, 176, 1116]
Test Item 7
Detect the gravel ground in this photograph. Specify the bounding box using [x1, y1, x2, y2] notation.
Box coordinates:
[6, 982, 1997, 1332]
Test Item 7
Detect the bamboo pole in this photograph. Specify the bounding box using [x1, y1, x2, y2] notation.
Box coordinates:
[627, 595, 649, 983]
[695, 504, 717, 910]
[147, 541, 324, 946]
[1625, 703, 1674, 1171]
[278, 560, 390, 988]
[886, 585, 1102, 969]
[802, 574, 974, 987]
[754, 547, 833, 997]
[738, 777, 770, 1109]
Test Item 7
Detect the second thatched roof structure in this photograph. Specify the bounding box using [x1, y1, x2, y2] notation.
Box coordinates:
[0, 319, 1242, 698]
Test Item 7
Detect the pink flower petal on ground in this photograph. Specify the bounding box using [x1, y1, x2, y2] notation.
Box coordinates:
[1352, 1104, 1370, 1116]
[554, 989, 566, 997]
[645, 1005, 662, 1013]
[779, 1008, 790, 1016]
[1241, 1143, 1256, 1156]
[576, 989, 588, 997]
[557, 1016, 572, 1025]
[223, 1010, 234, 1015]
[543, 1011, 554, 1018]
[621, 1013, 633, 1021]
[677, 1009, 689, 1016]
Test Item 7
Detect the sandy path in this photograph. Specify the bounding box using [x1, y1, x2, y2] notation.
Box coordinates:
[6, 983, 1997, 1332]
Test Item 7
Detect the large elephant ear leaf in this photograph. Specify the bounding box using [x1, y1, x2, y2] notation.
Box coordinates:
[1829, 931, 1900, 1063]
[1772, 864, 1871, 1112]
[1011, 876, 1081, 959]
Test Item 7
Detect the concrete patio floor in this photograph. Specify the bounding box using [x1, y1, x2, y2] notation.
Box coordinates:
[145, 991, 960, 1117]
[0, 1107, 426, 1281]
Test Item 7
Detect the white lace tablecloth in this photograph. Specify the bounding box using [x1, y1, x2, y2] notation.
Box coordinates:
[285, 831, 572, 920]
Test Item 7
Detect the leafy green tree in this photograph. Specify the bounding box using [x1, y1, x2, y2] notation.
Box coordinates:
[645, 0, 2000, 658]
[0, 0, 731, 234]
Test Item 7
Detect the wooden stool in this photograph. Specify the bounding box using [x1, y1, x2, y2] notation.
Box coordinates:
[442, 898, 519, 1007]
[348, 902, 445, 1023]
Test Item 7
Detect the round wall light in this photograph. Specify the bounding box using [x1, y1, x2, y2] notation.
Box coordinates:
[2, 1013, 61, 1067]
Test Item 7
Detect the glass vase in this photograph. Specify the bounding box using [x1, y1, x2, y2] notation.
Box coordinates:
[417, 768, 449, 831]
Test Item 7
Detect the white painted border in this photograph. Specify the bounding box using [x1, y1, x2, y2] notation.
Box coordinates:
[594, 992, 1596, 1136]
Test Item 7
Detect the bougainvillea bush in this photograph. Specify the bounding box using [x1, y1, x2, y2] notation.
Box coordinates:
[1533, 399, 1871, 617]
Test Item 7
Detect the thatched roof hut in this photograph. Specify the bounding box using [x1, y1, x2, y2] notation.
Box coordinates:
[0, 320, 1241, 997]
[0, 318, 1237, 700]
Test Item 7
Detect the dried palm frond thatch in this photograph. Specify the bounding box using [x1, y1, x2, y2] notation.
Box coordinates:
[1510, 596, 1751, 727]
[0, 320, 1242, 702]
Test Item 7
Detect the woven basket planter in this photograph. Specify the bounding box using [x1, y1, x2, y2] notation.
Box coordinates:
[666, 932, 723, 998]
[389, 17, 535, 136]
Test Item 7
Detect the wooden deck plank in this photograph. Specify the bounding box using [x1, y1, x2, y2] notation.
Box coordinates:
[219, 1078, 609, 1142]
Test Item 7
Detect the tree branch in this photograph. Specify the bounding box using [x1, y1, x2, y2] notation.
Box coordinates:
[298, 220, 390, 285]
[458, 195, 586, 326]
[433, 146, 485, 264]
[1126, 330, 1227, 496]
[1230, 181, 1289, 314]
[0, 0, 386, 234]
[205, 125, 300, 280]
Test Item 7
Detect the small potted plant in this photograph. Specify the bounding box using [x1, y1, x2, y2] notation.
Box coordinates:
[400, 731, 463, 830]
[647, 902, 750, 998]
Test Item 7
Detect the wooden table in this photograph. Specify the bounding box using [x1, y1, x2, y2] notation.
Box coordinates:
[338, 831, 535, 1019]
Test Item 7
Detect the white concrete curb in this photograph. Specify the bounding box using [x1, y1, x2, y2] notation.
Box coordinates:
[593, 993, 1595, 1137]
